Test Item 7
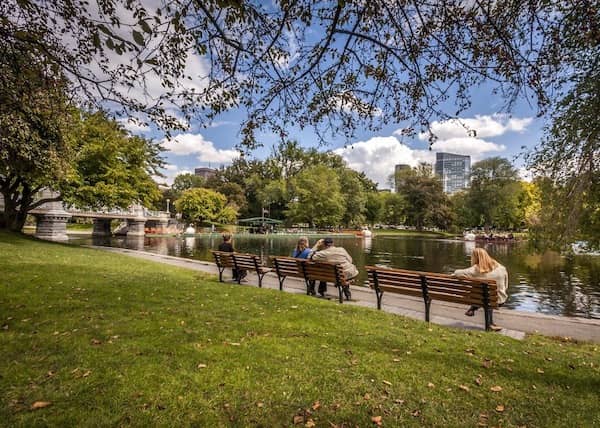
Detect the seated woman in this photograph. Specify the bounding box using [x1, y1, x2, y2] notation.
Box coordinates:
[453, 247, 509, 331]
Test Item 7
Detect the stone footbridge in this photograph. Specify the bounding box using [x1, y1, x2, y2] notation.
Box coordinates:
[2, 190, 170, 241]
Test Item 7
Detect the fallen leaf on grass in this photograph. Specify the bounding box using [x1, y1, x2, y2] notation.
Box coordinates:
[394, 399, 405, 404]
[229, 342, 241, 346]
[475, 375, 483, 386]
[305, 419, 316, 427]
[363, 393, 371, 400]
[293, 415, 304, 424]
[537, 368, 545, 374]
[490, 386, 503, 392]
[482, 359, 493, 369]
[197, 364, 207, 369]
[82, 370, 91, 378]
[459, 384, 470, 392]
[311, 401, 321, 410]
[427, 382, 435, 388]
[31, 401, 51, 410]
[383, 380, 392, 386]
[411, 409, 421, 417]
[371, 415, 383, 426]
[495, 404, 505, 412]
[90, 339, 102, 345]
[257, 402, 264, 408]
[392, 358, 401, 362]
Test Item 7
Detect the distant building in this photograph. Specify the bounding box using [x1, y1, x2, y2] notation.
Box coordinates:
[394, 164, 411, 192]
[435, 152, 471, 193]
[194, 167, 217, 180]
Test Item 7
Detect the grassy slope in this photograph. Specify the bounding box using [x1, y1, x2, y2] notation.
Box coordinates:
[0, 231, 598, 427]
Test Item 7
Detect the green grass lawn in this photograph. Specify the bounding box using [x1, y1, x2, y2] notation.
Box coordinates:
[0, 231, 598, 427]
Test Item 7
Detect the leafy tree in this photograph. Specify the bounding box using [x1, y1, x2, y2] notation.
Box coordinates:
[0, 36, 163, 231]
[63, 111, 163, 210]
[286, 165, 344, 228]
[396, 168, 452, 230]
[174, 188, 237, 225]
[172, 173, 205, 194]
[380, 192, 406, 226]
[365, 192, 384, 225]
[338, 168, 367, 227]
[467, 157, 524, 229]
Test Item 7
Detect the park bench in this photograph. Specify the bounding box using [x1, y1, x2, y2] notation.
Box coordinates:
[231, 252, 272, 288]
[270, 256, 307, 291]
[211, 250, 234, 282]
[365, 265, 499, 331]
[211, 250, 272, 287]
[270, 256, 352, 303]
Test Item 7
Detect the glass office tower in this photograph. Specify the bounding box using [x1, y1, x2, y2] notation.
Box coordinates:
[434, 152, 471, 193]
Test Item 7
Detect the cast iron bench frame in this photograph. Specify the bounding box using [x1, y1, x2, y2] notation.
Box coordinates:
[365, 265, 498, 331]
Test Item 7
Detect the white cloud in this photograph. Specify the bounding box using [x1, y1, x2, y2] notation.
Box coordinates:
[161, 133, 239, 163]
[334, 136, 434, 188]
[431, 137, 506, 159]
[118, 118, 150, 134]
[417, 114, 533, 141]
[154, 164, 192, 187]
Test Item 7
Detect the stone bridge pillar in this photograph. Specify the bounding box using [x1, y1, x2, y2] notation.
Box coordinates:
[34, 209, 72, 242]
[92, 218, 112, 237]
[127, 218, 146, 236]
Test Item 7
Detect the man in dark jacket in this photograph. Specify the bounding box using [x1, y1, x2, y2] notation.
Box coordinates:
[218, 233, 246, 281]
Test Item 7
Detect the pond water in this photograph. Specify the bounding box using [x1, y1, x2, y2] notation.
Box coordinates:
[70, 234, 600, 319]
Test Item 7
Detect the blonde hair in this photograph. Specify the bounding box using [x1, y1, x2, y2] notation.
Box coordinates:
[471, 247, 498, 273]
[295, 237, 309, 253]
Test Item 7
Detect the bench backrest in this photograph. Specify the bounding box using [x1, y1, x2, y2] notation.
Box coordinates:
[303, 261, 346, 286]
[231, 253, 263, 271]
[270, 256, 306, 278]
[365, 265, 498, 308]
[211, 250, 234, 267]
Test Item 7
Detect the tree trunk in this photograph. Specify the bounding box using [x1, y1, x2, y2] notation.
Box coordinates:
[0, 187, 33, 233]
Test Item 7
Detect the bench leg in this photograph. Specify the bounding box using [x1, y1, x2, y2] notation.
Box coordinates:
[278, 276, 285, 291]
[217, 267, 225, 282]
[484, 307, 492, 331]
[424, 298, 432, 322]
[376, 290, 383, 310]
[257, 272, 265, 288]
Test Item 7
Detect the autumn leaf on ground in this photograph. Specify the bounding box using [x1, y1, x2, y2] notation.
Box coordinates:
[31, 401, 51, 410]
[475, 375, 483, 386]
[371, 415, 382, 426]
[91, 338, 102, 345]
[293, 415, 304, 424]
[490, 386, 503, 392]
[496, 404, 505, 412]
[412, 409, 421, 417]
[363, 393, 371, 400]
[482, 359, 493, 369]
[537, 368, 545, 374]
[257, 402, 264, 408]
[312, 401, 321, 410]
[305, 418, 316, 427]
[383, 380, 392, 386]
[459, 384, 470, 392]
[197, 363, 207, 369]
[427, 382, 435, 388]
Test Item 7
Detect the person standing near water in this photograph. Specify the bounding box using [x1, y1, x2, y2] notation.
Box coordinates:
[453, 247, 509, 331]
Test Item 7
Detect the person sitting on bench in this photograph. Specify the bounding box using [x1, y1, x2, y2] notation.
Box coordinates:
[311, 237, 358, 299]
[453, 247, 508, 331]
[218, 233, 247, 282]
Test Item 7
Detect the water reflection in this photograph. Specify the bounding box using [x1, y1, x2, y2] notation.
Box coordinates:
[72, 234, 600, 319]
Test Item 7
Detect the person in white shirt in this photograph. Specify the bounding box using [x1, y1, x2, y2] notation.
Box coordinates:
[453, 247, 509, 331]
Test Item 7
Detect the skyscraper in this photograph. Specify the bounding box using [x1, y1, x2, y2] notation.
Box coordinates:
[435, 152, 471, 193]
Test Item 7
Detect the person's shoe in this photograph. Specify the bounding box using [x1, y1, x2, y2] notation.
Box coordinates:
[490, 324, 502, 332]
[343, 287, 352, 300]
[465, 308, 476, 317]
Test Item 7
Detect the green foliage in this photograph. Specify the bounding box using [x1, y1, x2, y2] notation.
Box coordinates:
[172, 173, 205, 194]
[467, 158, 524, 229]
[380, 192, 406, 225]
[63, 111, 163, 210]
[175, 187, 237, 225]
[286, 165, 345, 227]
[338, 168, 367, 227]
[396, 167, 452, 230]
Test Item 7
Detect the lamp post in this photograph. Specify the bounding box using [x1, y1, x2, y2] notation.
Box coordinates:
[166, 198, 170, 214]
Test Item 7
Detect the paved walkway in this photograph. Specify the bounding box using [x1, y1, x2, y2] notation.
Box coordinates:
[92, 246, 600, 343]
